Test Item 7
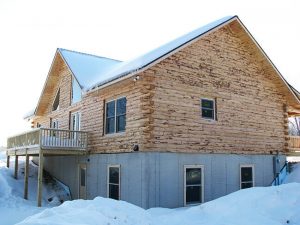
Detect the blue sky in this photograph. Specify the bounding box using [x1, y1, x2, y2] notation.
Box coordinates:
[0, 0, 299, 146]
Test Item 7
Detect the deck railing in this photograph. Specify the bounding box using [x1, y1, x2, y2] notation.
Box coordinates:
[289, 136, 300, 149]
[7, 128, 88, 151]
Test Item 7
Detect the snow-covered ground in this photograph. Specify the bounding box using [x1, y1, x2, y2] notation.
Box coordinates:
[0, 150, 69, 225]
[1, 149, 300, 225]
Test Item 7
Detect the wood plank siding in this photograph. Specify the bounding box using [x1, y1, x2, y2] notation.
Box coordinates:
[32, 20, 298, 155]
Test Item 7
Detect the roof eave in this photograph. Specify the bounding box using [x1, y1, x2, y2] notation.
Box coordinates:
[87, 16, 238, 93]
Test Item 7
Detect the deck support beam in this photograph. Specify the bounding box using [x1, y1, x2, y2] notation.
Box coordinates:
[24, 153, 29, 200]
[14, 156, 18, 179]
[37, 150, 44, 207]
[6, 155, 10, 168]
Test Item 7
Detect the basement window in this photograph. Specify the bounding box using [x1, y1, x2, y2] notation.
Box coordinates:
[105, 97, 127, 134]
[201, 98, 215, 120]
[240, 165, 254, 189]
[52, 89, 60, 111]
[108, 165, 120, 200]
[72, 77, 82, 104]
[184, 165, 204, 205]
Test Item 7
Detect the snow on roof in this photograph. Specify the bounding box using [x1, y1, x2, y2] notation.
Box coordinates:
[23, 109, 35, 120]
[87, 16, 235, 91]
[58, 48, 122, 91]
[58, 16, 235, 92]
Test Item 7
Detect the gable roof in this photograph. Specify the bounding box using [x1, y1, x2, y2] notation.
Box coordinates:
[33, 15, 300, 117]
[58, 48, 122, 91]
[87, 16, 235, 91]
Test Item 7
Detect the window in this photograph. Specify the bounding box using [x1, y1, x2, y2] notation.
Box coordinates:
[72, 77, 82, 104]
[78, 164, 87, 199]
[108, 165, 120, 200]
[50, 118, 59, 129]
[105, 97, 126, 134]
[71, 112, 81, 139]
[201, 98, 215, 120]
[240, 165, 254, 189]
[50, 118, 59, 136]
[184, 165, 204, 205]
[52, 89, 60, 111]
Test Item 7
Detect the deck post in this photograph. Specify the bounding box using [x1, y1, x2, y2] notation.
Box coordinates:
[6, 155, 10, 168]
[14, 155, 18, 179]
[24, 153, 29, 200]
[37, 149, 44, 207]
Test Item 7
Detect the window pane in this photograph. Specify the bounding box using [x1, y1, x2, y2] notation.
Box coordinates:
[109, 184, 119, 200]
[80, 168, 86, 187]
[202, 109, 214, 119]
[106, 118, 115, 134]
[106, 101, 115, 118]
[241, 167, 253, 182]
[201, 99, 214, 109]
[52, 89, 60, 111]
[109, 167, 119, 184]
[241, 182, 253, 189]
[116, 98, 126, 115]
[72, 78, 82, 104]
[116, 115, 126, 132]
[186, 186, 201, 204]
[186, 168, 201, 185]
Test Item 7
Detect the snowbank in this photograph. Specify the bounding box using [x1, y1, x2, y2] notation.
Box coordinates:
[17, 183, 300, 225]
[0, 150, 69, 225]
[17, 197, 151, 225]
[283, 163, 300, 184]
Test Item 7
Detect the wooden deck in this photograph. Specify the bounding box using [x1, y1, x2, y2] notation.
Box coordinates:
[7, 128, 88, 156]
[287, 136, 300, 156]
[6, 128, 88, 207]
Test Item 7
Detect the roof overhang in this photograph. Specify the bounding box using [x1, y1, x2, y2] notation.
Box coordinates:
[87, 17, 300, 112]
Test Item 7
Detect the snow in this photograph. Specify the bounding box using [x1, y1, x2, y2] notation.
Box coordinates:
[283, 163, 300, 184]
[88, 16, 234, 91]
[2, 148, 300, 225]
[58, 16, 234, 92]
[59, 48, 122, 91]
[0, 150, 69, 225]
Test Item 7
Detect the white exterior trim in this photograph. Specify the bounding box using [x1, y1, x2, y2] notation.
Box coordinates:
[200, 98, 216, 121]
[78, 163, 87, 199]
[240, 164, 255, 189]
[184, 165, 204, 206]
[107, 164, 121, 200]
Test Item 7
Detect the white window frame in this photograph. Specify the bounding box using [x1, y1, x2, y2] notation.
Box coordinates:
[78, 163, 87, 199]
[50, 118, 59, 129]
[104, 97, 126, 135]
[200, 98, 216, 120]
[71, 111, 81, 131]
[184, 165, 204, 206]
[240, 164, 255, 189]
[107, 165, 121, 200]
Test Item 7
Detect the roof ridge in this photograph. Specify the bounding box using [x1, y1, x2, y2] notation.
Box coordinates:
[88, 15, 236, 91]
[58, 48, 123, 63]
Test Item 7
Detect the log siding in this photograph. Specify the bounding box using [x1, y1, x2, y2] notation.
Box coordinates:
[33, 21, 292, 155]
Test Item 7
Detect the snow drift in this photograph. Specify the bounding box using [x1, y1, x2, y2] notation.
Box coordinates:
[17, 183, 300, 225]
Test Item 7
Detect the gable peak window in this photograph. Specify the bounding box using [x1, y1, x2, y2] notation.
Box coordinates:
[52, 89, 60, 111]
[201, 98, 216, 120]
[72, 76, 82, 104]
[105, 97, 126, 134]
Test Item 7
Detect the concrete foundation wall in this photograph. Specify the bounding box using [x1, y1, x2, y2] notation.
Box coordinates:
[43, 152, 285, 209]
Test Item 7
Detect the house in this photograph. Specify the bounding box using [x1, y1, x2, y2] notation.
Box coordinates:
[6, 16, 300, 208]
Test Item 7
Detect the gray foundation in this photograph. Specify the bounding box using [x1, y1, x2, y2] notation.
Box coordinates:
[43, 152, 285, 209]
